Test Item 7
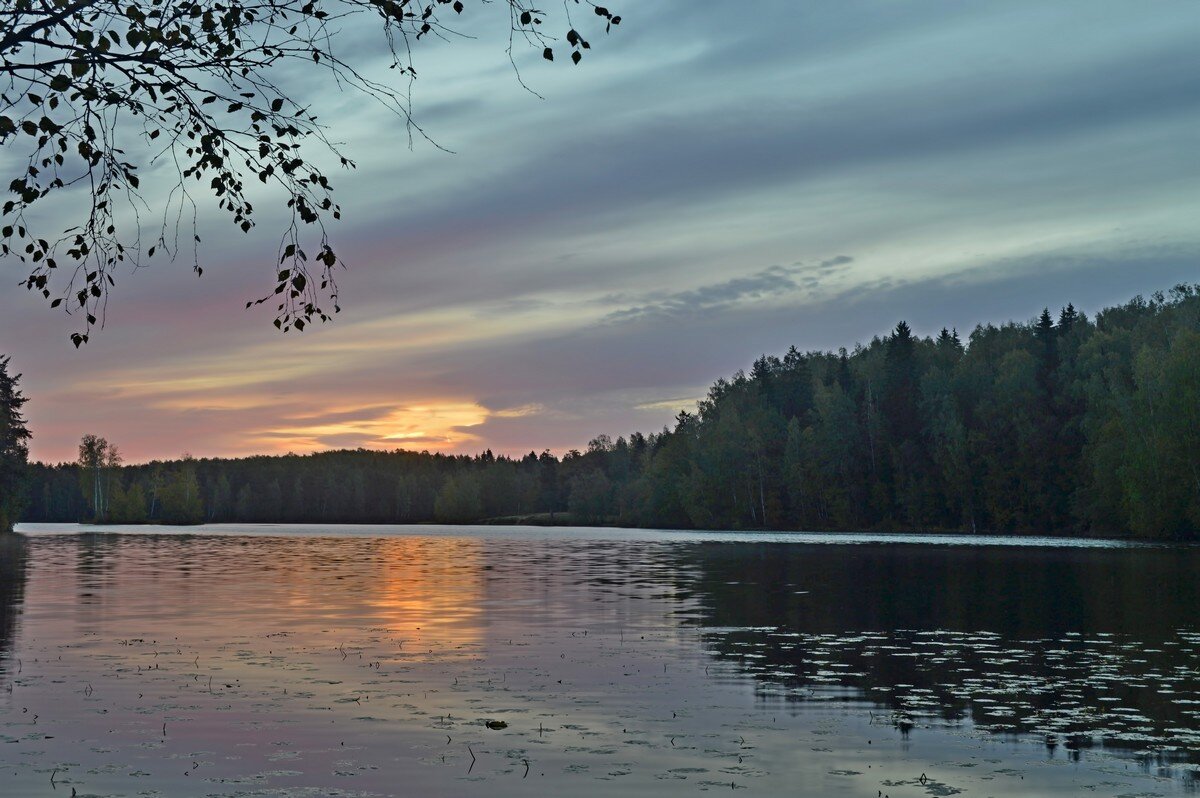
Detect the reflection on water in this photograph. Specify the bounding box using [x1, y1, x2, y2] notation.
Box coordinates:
[683, 543, 1200, 636]
[1, 525, 1198, 797]
[0, 534, 29, 685]
[683, 544, 1200, 766]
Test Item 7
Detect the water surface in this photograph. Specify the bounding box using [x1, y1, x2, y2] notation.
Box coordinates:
[2, 524, 1198, 796]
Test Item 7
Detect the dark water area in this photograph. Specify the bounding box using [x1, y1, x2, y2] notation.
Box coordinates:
[0, 535, 28, 690]
[687, 543, 1200, 637]
[1, 525, 1198, 796]
[685, 543, 1200, 763]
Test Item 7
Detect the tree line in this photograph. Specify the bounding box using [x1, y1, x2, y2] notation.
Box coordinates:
[18, 284, 1200, 539]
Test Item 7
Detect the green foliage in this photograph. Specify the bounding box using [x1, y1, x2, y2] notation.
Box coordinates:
[1117, 330, 1200, 537]
[76, 434, 121, 521]
[108, 481, 148, 524]
[157, 458, 204, 524]
[567, 468, 611, 522]
[0, 356, 31, 532]
[434, 472, 482, 523]
[17, 284, 1200, 540]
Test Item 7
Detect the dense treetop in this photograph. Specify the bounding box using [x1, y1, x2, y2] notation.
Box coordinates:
[0, 355, 31, 532]
[22, 283, 1200, 540]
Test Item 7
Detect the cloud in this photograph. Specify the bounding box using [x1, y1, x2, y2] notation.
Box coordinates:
[601, 257, 854, 323]
[3, 1, 1198, 463]
[402, 241, 1200, 419]
[601, 265, 797, 323]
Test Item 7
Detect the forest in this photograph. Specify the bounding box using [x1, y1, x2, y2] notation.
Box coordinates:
[19, 284, 1200, 540]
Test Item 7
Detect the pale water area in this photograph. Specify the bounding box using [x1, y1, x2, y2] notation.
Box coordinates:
[2, 524, 1199, 797]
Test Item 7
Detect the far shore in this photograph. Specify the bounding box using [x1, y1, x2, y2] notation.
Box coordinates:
[8, 520, 1178, 548]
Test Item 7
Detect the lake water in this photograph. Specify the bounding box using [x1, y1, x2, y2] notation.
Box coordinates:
[2, 524, 1199, 797]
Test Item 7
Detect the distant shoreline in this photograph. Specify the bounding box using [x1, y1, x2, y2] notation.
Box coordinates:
[24, 514, 1137, 538]
[11, 521, 1179, 549]
[20, 286, 1200, 543]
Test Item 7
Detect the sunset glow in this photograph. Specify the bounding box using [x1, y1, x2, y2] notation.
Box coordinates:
[249, 402, 491, 454]
[2, 2, 1196, 464]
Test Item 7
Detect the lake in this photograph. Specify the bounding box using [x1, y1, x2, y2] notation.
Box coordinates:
[2, 524, 1199, 796]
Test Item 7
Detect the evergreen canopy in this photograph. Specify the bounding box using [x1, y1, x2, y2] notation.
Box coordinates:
[23, 284, 1200, 539]
[0, 356, 31, 532]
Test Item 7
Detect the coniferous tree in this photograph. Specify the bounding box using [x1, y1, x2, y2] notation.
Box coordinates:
[0, 357, 31, 533]
[883, 321, 933, 526]
[16, 283, 1200, 540]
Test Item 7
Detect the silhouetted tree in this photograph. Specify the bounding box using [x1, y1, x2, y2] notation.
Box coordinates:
[0, 0, 622, 344]
[567, 468, 611, 522]
[434, 472, 482, 523]
[0, 356, 31, 532]
[17, 283, 1200, 540]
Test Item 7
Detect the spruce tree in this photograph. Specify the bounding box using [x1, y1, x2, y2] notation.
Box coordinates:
[883, 321, 920, 443]
[1058, 303, 1078, 333]
[0, 357, 31, 533]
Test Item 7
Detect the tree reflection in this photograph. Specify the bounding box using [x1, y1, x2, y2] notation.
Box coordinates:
[0, 535, 29, 685]
[678, 542, 1200, 761]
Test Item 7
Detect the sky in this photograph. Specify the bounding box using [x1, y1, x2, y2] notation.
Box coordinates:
[1, 1, 1198, 464]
